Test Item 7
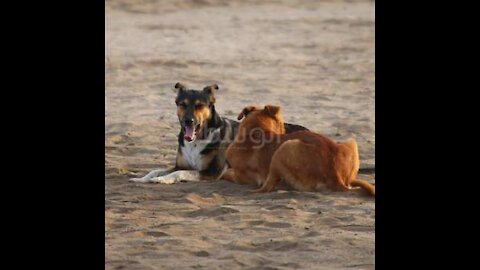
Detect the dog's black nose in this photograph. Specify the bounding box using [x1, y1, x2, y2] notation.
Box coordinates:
[184, 119, 194, 126]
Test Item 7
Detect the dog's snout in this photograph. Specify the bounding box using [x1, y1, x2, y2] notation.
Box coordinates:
[184, 119, 194, 126]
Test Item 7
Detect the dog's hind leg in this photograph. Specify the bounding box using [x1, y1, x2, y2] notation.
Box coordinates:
[251, 139, 300, 193]
[129, 167, 176, 182]
[148, 170, 201, 184]
[251, 171, 281, 193]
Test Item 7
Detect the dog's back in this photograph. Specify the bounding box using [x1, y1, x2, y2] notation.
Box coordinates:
[284, 123, 309, 133]
[227, 105, 374, 196]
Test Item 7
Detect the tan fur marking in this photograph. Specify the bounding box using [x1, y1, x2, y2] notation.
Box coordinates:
[193, 106, 211, 127]
[176, 151, 190, 169]
[177, 106, 185, 120]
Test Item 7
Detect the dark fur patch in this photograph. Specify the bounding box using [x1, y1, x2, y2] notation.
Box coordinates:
[284, 123, 309, 133]
[200, 156, 222, 177]
[175, 90, 212, 106]
[200, 140, 221, 155]
[178, 130, 185, 148]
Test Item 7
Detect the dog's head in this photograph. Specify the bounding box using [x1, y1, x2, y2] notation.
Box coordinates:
[174, 82, 218, 142]
[236, 105, 285, 138]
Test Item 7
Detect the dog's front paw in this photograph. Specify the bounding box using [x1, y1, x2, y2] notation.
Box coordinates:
[250, 186, 272, 193]
[250, 188, 266, 193]
[150, 176, 178, 185]
[129, 177, 149, 183]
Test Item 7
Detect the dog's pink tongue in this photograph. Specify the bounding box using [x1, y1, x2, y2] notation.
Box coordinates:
[184, 126, 195, 141]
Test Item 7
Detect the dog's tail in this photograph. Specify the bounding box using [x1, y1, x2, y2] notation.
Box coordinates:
[350, 179, 375, 197]
[358, 166, 375, 174]
[340, 138, 375, 197]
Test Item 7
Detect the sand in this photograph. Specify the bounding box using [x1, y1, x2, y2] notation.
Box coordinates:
[105, 0, 375, 269]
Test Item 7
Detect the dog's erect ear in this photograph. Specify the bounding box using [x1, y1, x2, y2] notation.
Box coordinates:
[237, 106, 257, 120]
[203, 84, 219, 93]
[264, 105, 282, 118]
[174, 82, 187, 93]
[203, 84, 219, 103]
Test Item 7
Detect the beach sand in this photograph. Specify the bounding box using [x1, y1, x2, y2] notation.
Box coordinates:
[105, 0, 375, 269]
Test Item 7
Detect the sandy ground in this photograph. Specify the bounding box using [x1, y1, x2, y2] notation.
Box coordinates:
[105, 0, 375, 269]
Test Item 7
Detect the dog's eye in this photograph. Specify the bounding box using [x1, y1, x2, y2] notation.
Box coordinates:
[178, 103, 186, 108]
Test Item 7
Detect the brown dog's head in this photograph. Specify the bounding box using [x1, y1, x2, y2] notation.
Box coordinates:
[174, 82, 219, 142]
[236, 105, 286, 137]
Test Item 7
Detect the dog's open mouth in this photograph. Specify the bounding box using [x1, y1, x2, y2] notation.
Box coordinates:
[184, 124, 201, 142]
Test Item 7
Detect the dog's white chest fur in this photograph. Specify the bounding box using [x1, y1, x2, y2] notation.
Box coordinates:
[181, 129, 220, 171]
[181, 142, 207, 170]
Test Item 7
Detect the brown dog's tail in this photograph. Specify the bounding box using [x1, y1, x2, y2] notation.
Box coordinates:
[350, 179, 375, 197]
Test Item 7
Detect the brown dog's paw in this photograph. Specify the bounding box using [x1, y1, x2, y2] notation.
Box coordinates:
[250, 186, 270, 193]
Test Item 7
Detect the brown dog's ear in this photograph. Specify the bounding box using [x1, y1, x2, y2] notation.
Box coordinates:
[264, 105, 281, 118]
[237, 106, 256, 120]
[203, 84, 219, 103]
[174, 82, 187, 93]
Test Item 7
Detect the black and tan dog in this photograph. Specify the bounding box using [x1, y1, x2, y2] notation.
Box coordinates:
[130, 83, 307, 184]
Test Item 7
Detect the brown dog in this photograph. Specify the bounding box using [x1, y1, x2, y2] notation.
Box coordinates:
[222, 105, 375, 196]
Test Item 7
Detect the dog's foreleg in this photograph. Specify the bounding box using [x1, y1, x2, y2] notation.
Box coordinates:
[216, 165, 229, 181]
[129, 167, 176, 182]
[219, 168, 236, 183]
[149, 170, 201, 184]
